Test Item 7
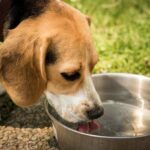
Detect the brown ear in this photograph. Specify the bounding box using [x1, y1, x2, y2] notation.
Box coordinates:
[0, 37, 47, 107]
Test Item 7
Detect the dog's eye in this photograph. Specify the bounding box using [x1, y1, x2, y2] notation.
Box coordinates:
[46, 51, 57, 64]
[61, 72, 80, 81]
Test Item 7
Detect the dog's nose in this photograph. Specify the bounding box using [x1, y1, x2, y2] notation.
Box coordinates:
[87, 106, 104, 120]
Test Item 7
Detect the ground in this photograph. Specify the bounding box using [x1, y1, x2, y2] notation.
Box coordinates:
[0, 0, 150, 150]
[0, 94, 58, 150]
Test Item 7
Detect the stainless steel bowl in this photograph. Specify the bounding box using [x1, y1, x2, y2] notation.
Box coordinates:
[45, 73, 150, 150]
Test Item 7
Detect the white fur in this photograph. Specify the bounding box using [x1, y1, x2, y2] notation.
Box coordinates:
[45, 74, 102, 123]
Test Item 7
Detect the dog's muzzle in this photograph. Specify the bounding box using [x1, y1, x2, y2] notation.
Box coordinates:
[45, 74, 104, 123]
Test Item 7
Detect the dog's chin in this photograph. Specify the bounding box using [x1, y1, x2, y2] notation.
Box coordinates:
[46, 102, 88, 125]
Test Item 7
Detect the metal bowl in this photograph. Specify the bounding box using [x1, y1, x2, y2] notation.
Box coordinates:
[45, 73, 150, 150]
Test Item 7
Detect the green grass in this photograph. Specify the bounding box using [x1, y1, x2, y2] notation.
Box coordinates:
[65, 0, 150, 76]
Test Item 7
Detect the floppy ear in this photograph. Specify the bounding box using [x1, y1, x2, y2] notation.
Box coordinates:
[0, 37, 47, 107]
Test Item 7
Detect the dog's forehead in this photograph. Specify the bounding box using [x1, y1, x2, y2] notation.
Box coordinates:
[36, 1, 94, 61]
[8, 0, 96, 65]
[34, 1, 91, 38]
[11, 0, 92, 47]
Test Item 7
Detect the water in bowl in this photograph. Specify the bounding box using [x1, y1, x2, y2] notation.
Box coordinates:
[91, 100, 150, 137]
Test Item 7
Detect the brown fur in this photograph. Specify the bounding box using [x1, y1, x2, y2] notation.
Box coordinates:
[0, 0, 98, 107]
[0, 34, 47, 106]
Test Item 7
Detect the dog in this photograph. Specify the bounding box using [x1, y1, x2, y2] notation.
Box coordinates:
[0, 0, 104, 123]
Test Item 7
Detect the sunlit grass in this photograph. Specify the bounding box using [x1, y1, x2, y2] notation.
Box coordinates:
[65, 0, 150, 76]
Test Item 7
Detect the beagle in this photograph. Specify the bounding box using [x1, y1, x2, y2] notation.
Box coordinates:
[0, 0, 104, 123]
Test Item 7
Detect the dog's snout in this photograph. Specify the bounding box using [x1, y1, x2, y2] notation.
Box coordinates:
[87, 106, 104, 120]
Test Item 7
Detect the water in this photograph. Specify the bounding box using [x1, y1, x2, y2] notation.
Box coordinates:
[91, 100, 150, 137]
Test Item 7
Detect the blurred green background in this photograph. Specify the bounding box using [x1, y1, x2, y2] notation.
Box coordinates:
[65, 0, 150, 76]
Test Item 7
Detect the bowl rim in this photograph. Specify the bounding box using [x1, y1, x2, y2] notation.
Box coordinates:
[45, 73, 150, 140]
[93, 72, 150, 80]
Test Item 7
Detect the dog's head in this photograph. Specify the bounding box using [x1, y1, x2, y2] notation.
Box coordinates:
[0, 0, 103, 123]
